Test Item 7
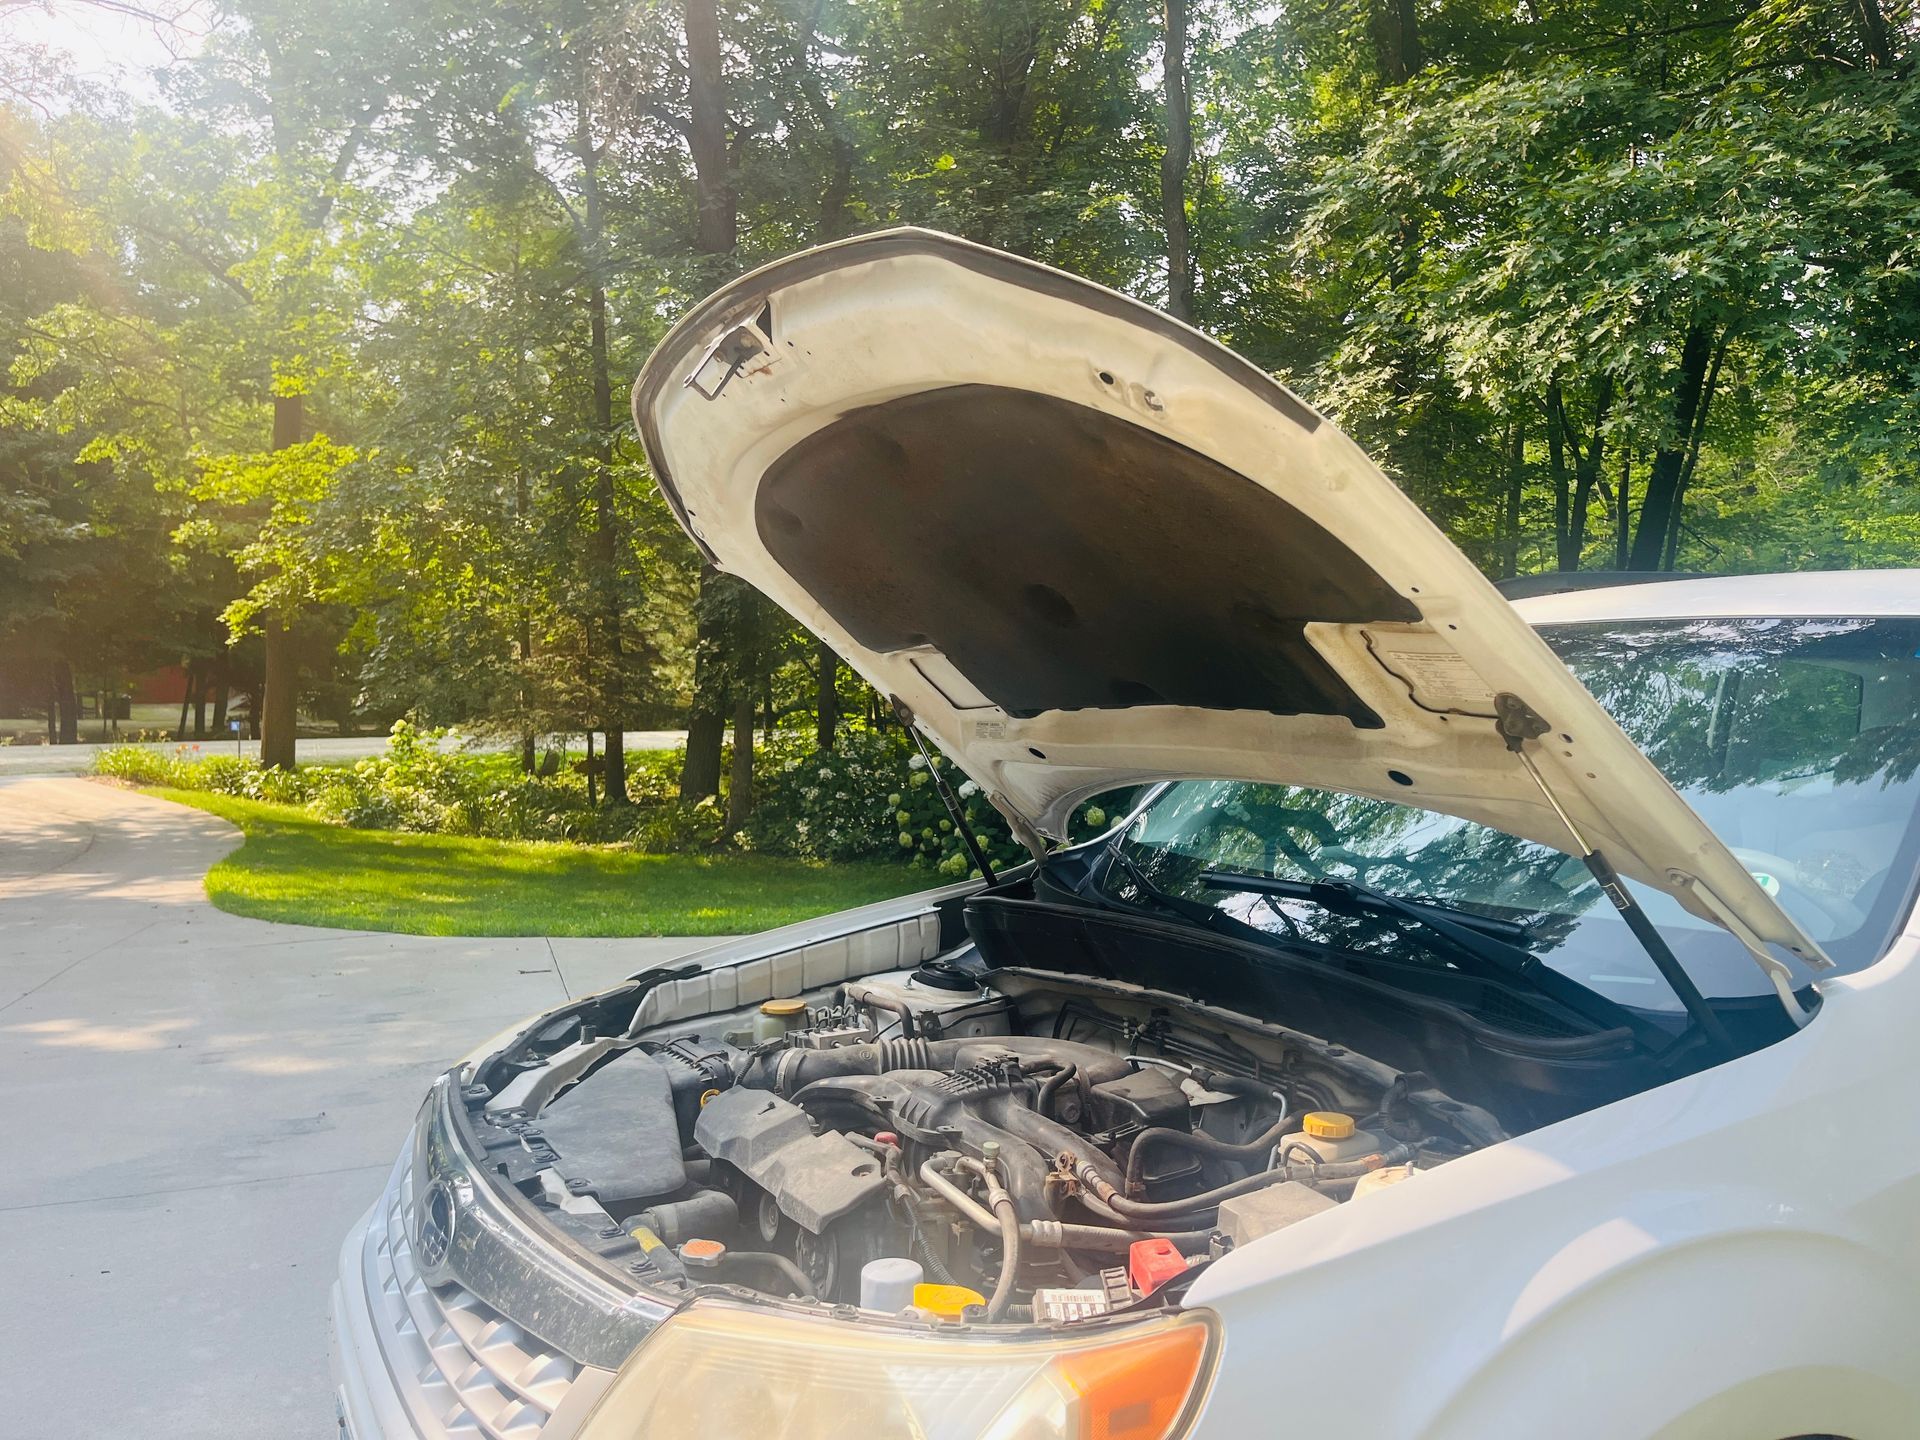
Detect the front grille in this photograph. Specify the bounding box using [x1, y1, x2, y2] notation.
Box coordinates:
[362, 1161, 585, 1438]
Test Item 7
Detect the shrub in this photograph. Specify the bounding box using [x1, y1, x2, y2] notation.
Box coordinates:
[94, 723, 1133, 870]
[94, 744, 200, 788]
[745, 728, 1032, 875]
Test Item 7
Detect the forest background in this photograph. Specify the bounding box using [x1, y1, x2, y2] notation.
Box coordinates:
[4, 0, 1917, 870]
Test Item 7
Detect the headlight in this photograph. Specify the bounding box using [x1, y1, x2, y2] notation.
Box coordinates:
[579, 1301, 1218, 1440]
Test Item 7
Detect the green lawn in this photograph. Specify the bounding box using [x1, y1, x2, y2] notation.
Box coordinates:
[153, 788, 926, 937]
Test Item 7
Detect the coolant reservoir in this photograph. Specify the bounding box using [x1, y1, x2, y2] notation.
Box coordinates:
[1282, 1111, 1382, 1165]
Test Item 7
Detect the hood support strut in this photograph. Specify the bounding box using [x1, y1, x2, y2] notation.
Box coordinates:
[893, 698, 998, 887]
[1495, 694, 1743, 1052]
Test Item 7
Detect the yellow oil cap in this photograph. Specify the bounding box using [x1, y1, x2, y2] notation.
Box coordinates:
[912, 1282, 986, 1319]
[1301, 1111, 1356, 1140]
[760, 998, 807, 1017]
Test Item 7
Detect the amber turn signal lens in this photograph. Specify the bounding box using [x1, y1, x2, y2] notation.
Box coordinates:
[1054, 1321, 1211, 1440]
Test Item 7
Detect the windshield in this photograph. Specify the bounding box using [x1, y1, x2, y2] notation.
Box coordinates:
[1098, 616, 1920, 1009]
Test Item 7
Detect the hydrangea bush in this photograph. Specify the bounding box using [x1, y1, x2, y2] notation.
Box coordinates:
[744, 728, 1126, 878]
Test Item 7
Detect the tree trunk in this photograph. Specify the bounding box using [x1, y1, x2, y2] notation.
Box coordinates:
[681, 564, 729, 801]
[54, 659, 77, 743]
[209, 655, 228, 738]
[724, 687, 755, 835]
[576, 97, 628, 809]
[260, 392, 303, 768]
[518, 612, 536, 774]
[1629, 324, 1715, 570]
[1616, 448, 1632, 570]
[681, 708, 726, 800]
[1370, 0, 1422, 83]
[815, 638, 839, 751]
[260, 615, 297, 768]
[1853, 0, 1897, 66]
[1498, 419, 1523, 578]
[684, 0, 737, 256]
[176, 660, 197, 741]
[1546, 382, 1573, 570]
[679, 0, 741, 798]
[1566, 377, 1613, 568]
[1160, 0, 1195, 323]
[588, 281, 627, 806]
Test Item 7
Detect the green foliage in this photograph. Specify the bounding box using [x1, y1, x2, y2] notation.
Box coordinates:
[745, 728, 1123, 877]
[19, 0, 1920, 837]
[95, 723, 722, 847]
[186, 437, 360, 635]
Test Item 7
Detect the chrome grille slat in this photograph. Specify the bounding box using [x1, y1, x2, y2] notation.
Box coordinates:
[361, 1159, 585, 1438]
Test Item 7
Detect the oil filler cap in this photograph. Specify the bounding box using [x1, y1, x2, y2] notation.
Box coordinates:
[1301, 1111, 1356, 1140]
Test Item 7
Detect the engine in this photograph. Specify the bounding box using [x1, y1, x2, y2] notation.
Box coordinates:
[478, 960, 1489, 1325]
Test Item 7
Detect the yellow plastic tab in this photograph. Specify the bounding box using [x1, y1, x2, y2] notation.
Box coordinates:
[1301, 1111, 1355, 1140]
[629, 1225, 669, 1256]
[912, 1282, 987, 1319]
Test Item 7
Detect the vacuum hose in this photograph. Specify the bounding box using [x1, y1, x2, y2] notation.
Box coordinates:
[1080, 1144, 1416, 1224]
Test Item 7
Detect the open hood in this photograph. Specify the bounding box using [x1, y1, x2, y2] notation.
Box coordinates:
[633, 229, 1830, 1006]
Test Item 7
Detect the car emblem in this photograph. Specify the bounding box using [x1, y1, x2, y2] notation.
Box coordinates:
[417, 1178, 456, 1271]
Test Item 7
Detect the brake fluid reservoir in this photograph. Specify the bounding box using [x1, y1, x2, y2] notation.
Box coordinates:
[1283, 1111, 1381, 1164]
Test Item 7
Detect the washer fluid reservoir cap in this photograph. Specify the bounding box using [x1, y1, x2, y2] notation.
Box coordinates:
[1301, 1111, 1356, 1140]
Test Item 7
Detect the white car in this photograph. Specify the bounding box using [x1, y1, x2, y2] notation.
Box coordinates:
[330, 230, 1920, 1440]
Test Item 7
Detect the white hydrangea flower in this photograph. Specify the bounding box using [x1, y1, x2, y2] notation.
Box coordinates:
[958, 779, 979, 798]
[907, 753, 928, 770]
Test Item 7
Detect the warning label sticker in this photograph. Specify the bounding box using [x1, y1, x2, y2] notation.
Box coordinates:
[1370, 643, 1498, 712]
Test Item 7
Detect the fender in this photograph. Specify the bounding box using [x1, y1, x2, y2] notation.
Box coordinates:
[1419, 1226, 1920, 1440]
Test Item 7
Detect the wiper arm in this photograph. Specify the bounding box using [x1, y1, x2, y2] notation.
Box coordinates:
[1100, 841, 1230, 929]
[1200, 869, 1663, 1046]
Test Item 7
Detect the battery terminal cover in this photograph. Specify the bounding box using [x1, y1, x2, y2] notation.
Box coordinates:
[1128, 1237, 1189, 1295]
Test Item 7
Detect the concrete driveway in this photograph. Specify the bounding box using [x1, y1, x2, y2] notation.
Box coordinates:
[0, 778, 724, 1437]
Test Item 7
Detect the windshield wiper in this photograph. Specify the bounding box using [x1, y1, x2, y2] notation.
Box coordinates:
[1198, 869, 1664, 1046]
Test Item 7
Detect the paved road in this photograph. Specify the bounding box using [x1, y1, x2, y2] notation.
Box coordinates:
[0, 778, 727, 1437]
[0, 730, 690, 776]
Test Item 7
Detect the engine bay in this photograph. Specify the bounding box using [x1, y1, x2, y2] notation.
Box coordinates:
[462, 954, 1509, 1327]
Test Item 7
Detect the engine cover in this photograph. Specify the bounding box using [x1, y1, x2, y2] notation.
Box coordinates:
[693, 1086, 888, 1233]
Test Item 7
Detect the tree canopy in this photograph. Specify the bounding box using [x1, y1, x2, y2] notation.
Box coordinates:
[3, 0, 1917, 803]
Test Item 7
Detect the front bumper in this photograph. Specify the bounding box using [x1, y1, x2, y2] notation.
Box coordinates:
[328, 1139, 618, 1439]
